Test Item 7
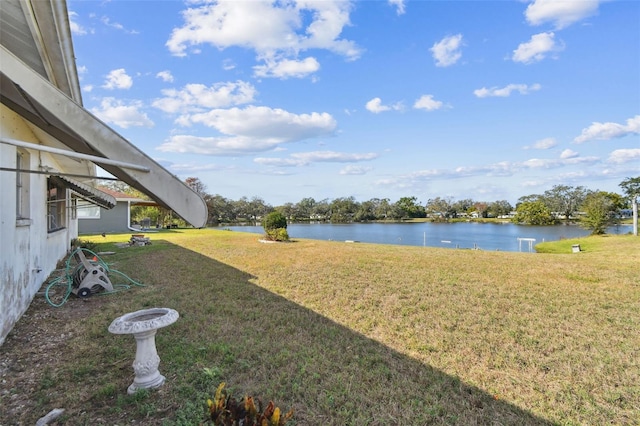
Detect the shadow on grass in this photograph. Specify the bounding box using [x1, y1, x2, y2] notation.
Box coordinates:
[1, 239, 555, 425]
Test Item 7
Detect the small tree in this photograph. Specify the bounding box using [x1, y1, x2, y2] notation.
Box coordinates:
[543, 185, 587, 221]
[580, 191, 620, 235]
[262, 211, 289, 241]
[512, 201, 556, 225]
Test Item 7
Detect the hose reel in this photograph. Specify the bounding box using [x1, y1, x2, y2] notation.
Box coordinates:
[70, 248, 114, 298]
[45, 247, 145, 307]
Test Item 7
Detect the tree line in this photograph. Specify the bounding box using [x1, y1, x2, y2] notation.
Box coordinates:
[512, 178, 639, 234]
[105, 176, 639, 235]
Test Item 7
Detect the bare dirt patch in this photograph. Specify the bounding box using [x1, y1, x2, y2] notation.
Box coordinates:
[1, 293, 109, 425]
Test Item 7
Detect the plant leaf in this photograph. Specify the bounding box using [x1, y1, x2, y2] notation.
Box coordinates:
[270, 406, 280, 426]
[281, 408, 294, 425]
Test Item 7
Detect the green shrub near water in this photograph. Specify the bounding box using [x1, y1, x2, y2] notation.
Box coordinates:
[262, 211, 289, 241]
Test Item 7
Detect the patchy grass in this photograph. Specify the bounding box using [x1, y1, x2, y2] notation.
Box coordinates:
[1, 229, 639, 425]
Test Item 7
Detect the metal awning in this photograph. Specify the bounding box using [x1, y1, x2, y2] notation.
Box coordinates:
[50, 175, 116, 209]
[0, 45, 207, 228]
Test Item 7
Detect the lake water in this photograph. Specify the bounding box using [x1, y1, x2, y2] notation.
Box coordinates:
[218, 222, 631, 252]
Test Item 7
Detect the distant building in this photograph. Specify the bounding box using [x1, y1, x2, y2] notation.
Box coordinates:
[78, 187, 159, 234]
[619, 209, 633, 219]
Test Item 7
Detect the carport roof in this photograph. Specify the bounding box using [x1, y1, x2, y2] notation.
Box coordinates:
[50, 175, 117, 209]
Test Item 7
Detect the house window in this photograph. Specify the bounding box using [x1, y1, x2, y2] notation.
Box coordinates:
[16, 150, 30, 219]
[76, 199, 101, 219]
[47, 177, 66, 232]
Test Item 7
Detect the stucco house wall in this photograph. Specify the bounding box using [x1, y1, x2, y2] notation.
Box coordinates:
[0, 105, 79, 343]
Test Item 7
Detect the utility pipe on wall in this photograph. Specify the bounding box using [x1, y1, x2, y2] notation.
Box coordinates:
[0, 137, 150, 172]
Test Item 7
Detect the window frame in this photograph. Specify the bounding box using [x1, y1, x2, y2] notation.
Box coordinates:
[16, 150, 31, 221]
[47, 177, 67, 232]
[75, 198, 101, 219]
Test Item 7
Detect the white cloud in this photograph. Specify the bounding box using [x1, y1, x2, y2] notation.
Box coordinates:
[90, 98, 154, 129]
[512, 32, 563, 64]
[522, 158, 560, 169]
[561, 156, 600, 166]
[413, 95, 444, 111]
[254, 57, 320, 79]
[253, 157, 301, 167]
[574, 115, 640, 143]
[560, 149, 579, 159]
[152, 81, 257, 113]
[430, 34, 463, 67]
[186, 106, 336, 138]
[523, 155, 599, 169]
[378, 153, 603, 191]
[365, 97, 403, 113]
[166, 0, 361, 78]
[102, 68, 133, 90]
[255, 151, 378, 167]
[68, 11, 87, 35]
[525, 0, 601, 29]
[223, 59, 236, 71]
[156, 71, 174, 83]
[157, 135, 264, 156]
[474, 83, 541, 98]
[527, 137, 557, 150]
[164, 162, 230, 173]
[366, 98, 388, 113]
[388, 0, 406, 15]
[608, 148, 640, 164]
[158, 106, 337, 155]
[100, 16, 139, 34]
[340, 165, 373, 175]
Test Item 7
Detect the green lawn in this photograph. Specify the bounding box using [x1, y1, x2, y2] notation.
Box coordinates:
[2, 230, 638, 425]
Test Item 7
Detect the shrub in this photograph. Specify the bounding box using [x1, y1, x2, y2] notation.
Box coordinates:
[70, 238, 98, 252]
[265, 228, 289, 242]
[263, 211, 287, 231]
[262, 212, 289, 241]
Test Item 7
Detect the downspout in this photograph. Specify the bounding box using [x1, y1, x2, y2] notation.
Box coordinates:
[127, 200, 136, 232]
[126, 200, 156, 233]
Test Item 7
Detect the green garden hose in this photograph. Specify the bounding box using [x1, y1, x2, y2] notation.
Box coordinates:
[44, 247, 144, 307]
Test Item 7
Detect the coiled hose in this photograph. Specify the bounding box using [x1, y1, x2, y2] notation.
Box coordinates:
[44, 247, 144, 307]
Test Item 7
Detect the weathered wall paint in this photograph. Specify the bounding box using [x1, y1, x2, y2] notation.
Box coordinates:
[0, 105, 78, 345]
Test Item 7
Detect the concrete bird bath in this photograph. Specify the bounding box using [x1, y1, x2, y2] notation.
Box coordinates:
[108, 308, 179, 394]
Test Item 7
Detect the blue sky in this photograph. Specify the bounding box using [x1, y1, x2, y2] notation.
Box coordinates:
[68, 0, 639, 206]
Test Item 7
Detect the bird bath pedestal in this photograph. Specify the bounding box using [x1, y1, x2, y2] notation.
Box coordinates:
[108, 308, 179, 394]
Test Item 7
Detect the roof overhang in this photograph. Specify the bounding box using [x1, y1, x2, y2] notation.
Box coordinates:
[0, 46, 207, 227]
[51, 175, 116, 209]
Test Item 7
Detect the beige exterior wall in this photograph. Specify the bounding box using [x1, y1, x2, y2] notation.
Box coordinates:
[0, 105, 79, 345]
